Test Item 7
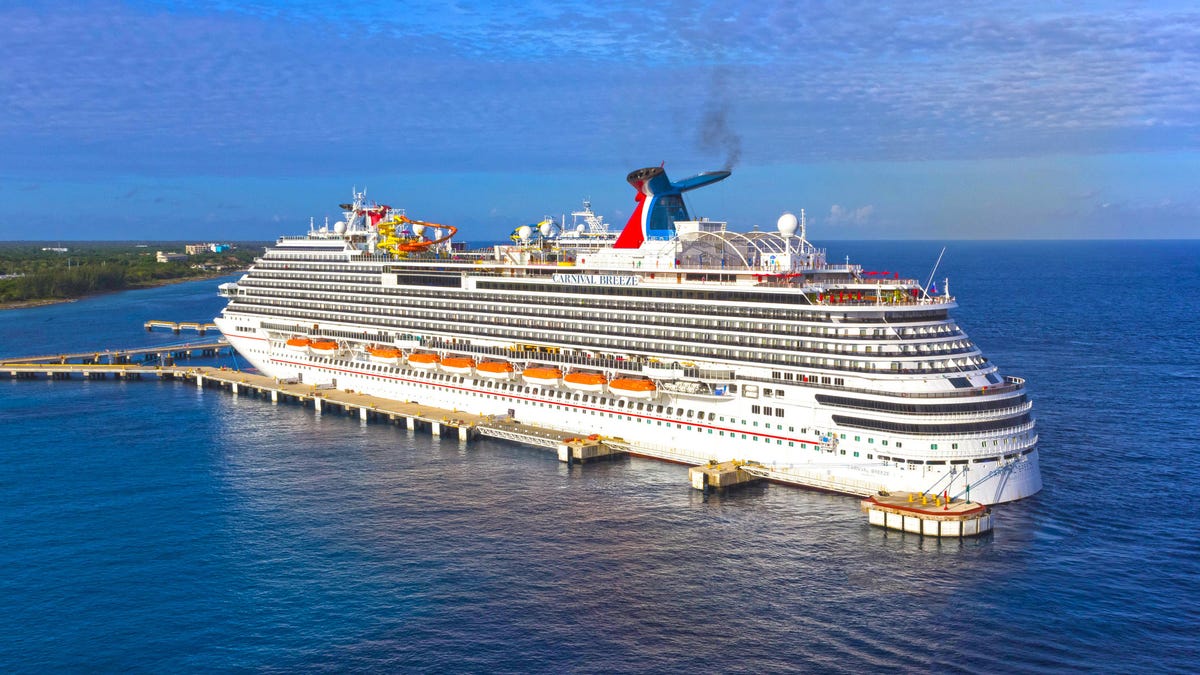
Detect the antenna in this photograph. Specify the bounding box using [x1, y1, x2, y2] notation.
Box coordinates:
[922, 246, 946, 301]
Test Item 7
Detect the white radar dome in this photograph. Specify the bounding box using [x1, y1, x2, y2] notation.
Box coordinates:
[517, 225, 533, 241]
[777, 212, 799, 236]
[575, 224, 585, 233]
[539, 221, 554, 237]
[333, 220, 347, 234]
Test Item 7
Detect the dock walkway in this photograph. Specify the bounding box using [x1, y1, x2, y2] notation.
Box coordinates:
[0, 358, 884, 493]
[2, 340, 230, 365]
[0, 361, 576, 443]
[144, 320, 219, 334]
[3, 354, 965, 535]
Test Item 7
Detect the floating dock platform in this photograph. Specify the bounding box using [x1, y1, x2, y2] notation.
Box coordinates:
[861, 492, 993, 538]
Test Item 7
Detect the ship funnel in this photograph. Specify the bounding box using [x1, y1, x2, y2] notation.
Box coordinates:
[614, 167, 731, 249]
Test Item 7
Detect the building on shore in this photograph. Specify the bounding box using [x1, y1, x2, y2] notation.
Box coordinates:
[185, 243, 233, 255]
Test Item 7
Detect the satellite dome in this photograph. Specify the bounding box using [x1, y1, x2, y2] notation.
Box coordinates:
[575, 224, 586, 233]
[777, 212, 799, 236]
[333, 220, 347, 234]
[517, 225, 533, 241]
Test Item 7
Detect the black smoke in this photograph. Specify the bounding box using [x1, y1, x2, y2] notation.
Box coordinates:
[697, 69, 742, 170]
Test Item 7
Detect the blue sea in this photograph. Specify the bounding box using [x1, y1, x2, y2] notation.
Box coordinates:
[1, 240, 1197, 673]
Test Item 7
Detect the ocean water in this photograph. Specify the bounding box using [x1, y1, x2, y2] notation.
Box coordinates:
[1, 240, 1197, 673]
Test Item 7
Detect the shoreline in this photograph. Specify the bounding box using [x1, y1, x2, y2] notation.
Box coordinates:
[0, 270, 243, 311]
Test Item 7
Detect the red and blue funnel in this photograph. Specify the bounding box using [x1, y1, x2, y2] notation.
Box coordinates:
[613, 166, 731, 249]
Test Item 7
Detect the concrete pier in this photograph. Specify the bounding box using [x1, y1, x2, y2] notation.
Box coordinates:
[144, 320, 218, 335]
[2, 340, 229, 367]
[689, 461, 766, 492]
[861, 492, 993, 538]
[0, 354, 1000, 538]
[556, 436, 627, 464]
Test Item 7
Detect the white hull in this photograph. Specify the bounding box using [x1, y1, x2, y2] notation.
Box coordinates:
[476, 370, 513, 380]
[564, 381, 606, 393]
[522, 376, 561, 387]
[609, 387, 656, 400]
[217, 326, 1041, 505]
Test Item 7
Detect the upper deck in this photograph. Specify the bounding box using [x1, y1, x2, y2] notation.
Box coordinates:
[255, 173, 953, 313]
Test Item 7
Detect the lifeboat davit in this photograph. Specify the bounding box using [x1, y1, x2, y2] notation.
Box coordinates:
[476, 361, 514, 379]
[564, 371, 607, 392]
[309, 340, 339, 356]
[407, 352, 440, 369]
[522, 366, 563, 387]
[441, 356, 476, 374]
[285, 337, 311, 352]
[367, 346, 402, 365]
[610, 377, 657, 399]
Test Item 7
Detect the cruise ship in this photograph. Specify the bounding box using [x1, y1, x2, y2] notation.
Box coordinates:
[214, 167, 1042, 504]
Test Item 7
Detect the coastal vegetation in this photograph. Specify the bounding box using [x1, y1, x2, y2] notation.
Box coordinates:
[0, 242, 263, 306]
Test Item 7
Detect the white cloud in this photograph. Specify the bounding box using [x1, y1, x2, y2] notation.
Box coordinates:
[827, 204, 875, 227]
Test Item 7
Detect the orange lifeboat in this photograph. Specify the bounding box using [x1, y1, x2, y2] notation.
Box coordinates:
[309, 340, 339, 355]
[407, 352, 440, 369]
[564, 371, 607, 392]
[476, 361, 514, 379]
[285, 337, 311, 352]
[609, 377, 657, 399]
[367, 346, 403, 365]
[522, 366, 563, 387]
[440, 356, 476, 374]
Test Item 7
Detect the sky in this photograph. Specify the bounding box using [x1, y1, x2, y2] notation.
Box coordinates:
[0, 0, 1197, 241]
